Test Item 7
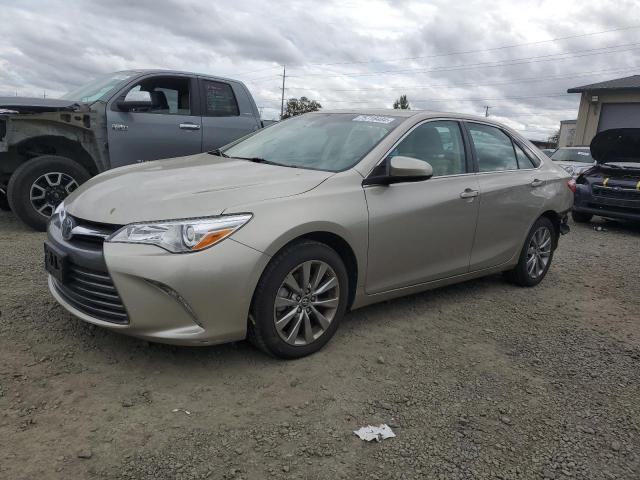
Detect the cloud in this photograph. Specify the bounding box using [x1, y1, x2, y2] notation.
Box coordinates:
[0, 0, 638, 138]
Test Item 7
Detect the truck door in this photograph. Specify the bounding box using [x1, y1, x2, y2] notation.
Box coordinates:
[198, 78, 261, 151]
[106, 75, 202, 168]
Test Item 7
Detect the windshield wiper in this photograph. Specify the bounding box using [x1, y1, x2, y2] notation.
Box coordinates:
[233, 156, 281, 165]
[208, 148, 229, 158]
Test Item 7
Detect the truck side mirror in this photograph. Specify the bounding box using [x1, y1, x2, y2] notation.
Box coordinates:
[117, 90, 152, 111]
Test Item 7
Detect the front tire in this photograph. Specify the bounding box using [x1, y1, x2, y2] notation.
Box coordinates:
[248, 240, 349, 359]
[505, 217, 555, 287]
[7, 155, 90, 231]
[572, 211, 593, 223]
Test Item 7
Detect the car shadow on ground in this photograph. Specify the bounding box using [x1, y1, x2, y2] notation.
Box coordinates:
[63, 272, 509, 369]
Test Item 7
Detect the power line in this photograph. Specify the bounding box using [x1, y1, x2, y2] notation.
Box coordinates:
[286, 42, 640, 78]
[285, 66, 639, 92]
[323, 92, 574, 105]
[300, 24, 640, 67]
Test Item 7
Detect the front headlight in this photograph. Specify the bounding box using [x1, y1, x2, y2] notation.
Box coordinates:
[562, 165, 575, 176]
[107, 214, 252, 253]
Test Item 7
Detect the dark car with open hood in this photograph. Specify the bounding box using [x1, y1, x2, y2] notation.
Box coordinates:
[572, 128, 640, 224]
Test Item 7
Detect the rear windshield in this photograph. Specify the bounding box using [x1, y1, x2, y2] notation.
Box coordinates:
[223, 113, 401, 172]
[550, 148, 593, 163]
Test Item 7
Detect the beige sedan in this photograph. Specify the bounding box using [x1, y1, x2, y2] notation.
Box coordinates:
[45, 110, 573, 358]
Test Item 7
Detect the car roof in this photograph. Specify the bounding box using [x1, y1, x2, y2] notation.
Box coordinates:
[318, 109, 510, 124]
[114, 69, 245, 85]
[556, 146, 590, 150]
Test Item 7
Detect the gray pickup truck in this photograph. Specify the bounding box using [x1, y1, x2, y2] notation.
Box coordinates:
[0, 70, 262, 230]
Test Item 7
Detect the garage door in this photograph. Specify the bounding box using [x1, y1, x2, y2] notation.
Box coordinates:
[598, 103, 640, 132]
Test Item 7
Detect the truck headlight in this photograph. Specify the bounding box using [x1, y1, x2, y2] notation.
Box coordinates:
[107, 214, 252, 253]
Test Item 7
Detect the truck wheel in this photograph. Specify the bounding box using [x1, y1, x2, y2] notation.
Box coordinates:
[571, 211, 592, 223]
[7, 155, 90, 231]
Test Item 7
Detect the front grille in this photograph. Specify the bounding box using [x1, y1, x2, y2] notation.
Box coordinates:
[53, 263, 128, 324]
[593, 184, 640, 202]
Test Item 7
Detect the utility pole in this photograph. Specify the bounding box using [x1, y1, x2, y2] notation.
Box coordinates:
[280, 65, 286, 120]
[484, 105, 491, 117]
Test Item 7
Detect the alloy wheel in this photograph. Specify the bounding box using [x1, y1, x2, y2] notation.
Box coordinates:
[273, 260, 340, 346]
[526, 226, 552, 279]
[30, 172, 79, 217]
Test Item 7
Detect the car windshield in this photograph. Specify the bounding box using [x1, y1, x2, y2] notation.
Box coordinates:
[550, 148, 594, 163]
[61, 71, 139, 103]
[222, 113, 402, 172]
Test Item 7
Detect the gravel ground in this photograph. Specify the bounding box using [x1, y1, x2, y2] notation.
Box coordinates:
[1, 210, 639, 480]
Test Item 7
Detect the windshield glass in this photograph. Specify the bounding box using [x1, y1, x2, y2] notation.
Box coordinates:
[550, 148, 594, 163]
[61, 71, 138, 102]
[223, 113, 402, 172]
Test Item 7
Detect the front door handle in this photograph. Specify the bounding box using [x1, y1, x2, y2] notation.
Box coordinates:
[179, 123, 201, 130]
[530, 178, 544, 187]
[460, 188, 479, 199]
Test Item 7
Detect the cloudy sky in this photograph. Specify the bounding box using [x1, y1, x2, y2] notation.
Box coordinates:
[1, 0, 639, 139]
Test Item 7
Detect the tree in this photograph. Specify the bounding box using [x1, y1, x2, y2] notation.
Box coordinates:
[547, 128, 560, 147]
[282, 97, 322, 119]
[393, 94, 410, 110]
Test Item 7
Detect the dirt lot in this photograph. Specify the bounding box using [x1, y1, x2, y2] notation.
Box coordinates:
[1, 210, 639, 480]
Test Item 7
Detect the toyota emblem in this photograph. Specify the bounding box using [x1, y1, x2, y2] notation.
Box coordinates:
[61, 215, 75, 240]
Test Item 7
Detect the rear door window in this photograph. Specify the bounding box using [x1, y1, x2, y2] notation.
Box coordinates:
[201, 80, 240, 117]
[513, 143, 537, 169]
[468, 123, 519, 172]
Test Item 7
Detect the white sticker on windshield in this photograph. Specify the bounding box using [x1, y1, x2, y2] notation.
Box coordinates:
[577, 151, 589, 155]
[352, 115, 396, 124]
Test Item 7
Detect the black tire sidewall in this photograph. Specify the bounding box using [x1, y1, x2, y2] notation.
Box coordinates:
[251, 241, 349, 359]
[7, 155, 90, 231]
[515, 217, 555, 287]
[572, 211, 593, 223]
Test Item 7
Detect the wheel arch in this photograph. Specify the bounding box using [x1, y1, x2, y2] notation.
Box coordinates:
[15, 135, 99, 176]
[539, 210, 562, 250]
[256, 230, 360, 311]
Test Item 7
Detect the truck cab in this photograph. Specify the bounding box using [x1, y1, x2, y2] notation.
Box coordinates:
[0, 70, 262, 230]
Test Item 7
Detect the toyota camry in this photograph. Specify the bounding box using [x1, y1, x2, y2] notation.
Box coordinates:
[45, 110, 573, 358]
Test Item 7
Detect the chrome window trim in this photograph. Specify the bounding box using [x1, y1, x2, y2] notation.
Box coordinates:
[364, 117, 472, 179]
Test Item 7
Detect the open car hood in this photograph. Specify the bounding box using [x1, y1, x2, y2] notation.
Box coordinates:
[590, 128, 640, 164]
[0, 96, 80, 114]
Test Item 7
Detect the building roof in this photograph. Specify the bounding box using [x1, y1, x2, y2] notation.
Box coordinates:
[567, 75, 640, 93]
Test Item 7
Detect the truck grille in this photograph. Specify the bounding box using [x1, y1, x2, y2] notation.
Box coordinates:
[53, 263, 128, 324]
[592, 185, 640, 203]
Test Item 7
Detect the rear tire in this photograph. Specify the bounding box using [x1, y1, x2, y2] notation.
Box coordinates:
[248, 240, 349, 359]
[7, 155, 90, 231]
[572, 211, 593, 223]
[505, 217, 556, 287]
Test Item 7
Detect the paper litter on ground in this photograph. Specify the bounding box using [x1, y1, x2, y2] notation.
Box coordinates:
[353, 424, 396, 442]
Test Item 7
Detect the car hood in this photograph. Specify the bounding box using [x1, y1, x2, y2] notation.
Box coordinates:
[590, 128, 640, 164]
[65, 154, 334, 225]
[0, 96, 81, 114]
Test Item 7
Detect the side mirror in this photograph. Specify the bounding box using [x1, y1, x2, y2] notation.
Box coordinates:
[363, 156, 433, 186]
[117, 90, 152, 111]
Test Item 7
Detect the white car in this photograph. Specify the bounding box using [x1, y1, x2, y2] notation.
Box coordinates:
[549, 147, 595, 177]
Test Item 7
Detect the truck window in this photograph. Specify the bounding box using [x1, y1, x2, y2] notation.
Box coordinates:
[124, 77, 191, 115]
[201, 80, 240, 117]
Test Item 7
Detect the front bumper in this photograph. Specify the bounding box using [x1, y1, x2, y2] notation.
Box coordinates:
[47, 216, 271, 345]
[574, 184, 640, 222]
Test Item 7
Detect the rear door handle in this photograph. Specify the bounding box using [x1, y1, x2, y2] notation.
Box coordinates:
[460, 188, 479, 199]
[530, 178, 544, 187]
[179, 123, 201, 130]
